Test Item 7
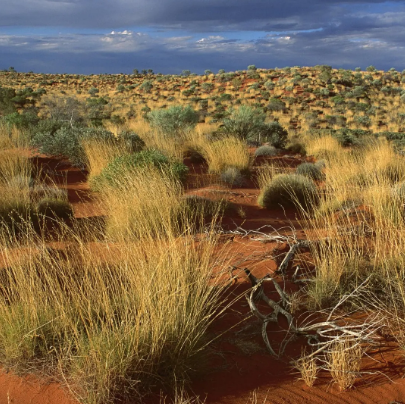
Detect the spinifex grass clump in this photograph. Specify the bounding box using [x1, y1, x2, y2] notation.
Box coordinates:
[81, 135, 129, 183]
[196, 135, 251, 174]
[91, 149, 188, 191]
[254, 145, 277, 157]
[258, 173, 319, 211]
[0, 203, 229, 404]
[220, 166, 247, 187]
[296, 162, 324, 181]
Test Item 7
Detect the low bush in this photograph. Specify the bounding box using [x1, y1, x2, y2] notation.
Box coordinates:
[31, 126, 115, 167]
[118, 130, 145, 153]
[91, 149, 188, 190]
[258, 174, 319, 210]
[254, 145, 277, 157]
[35, 198, 73, 221]
[296, 162, 324, 181]
[286, 142, 307, 156]
[220, 166, 247, 187]
[148, 105, 199, 137]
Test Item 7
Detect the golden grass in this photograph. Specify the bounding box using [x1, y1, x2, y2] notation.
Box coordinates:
[81, 137, 127, 182]
[195, 135, 251, 174]
[0, 167, 231, 404]
[294, 351, 318, 387]
[327, 339, 362, 390]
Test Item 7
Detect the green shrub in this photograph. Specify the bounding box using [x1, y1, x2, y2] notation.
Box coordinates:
[219, 106, 288, 147]
[35, 198, 73, 221]
[31, 126, 115, 167]
[267, 98, 286, 112]
[286, 142, 307, 156]
[220, 105, 265, 140]
[258, 174, 319, 210]
[260, 122, 288, 148]
[254, 145, 277, 157]
[333, 128, 361, 147]
[118, 130, 145, 153]
[296, 162, 324, 181]
[220, 167, 246, 187]
[147, 105, 199, 137]
[91, 149, 188, 190]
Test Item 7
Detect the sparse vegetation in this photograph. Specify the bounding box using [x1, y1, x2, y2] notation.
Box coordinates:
[3, 65, 405, 403]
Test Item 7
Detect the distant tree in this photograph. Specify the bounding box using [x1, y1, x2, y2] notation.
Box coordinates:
[247, 65, 257, 71]
[147, 69, 154, 75]
[218, 69, 225, 74]
[366, 65, 377, 72]
[141, 69, 148, 75]
[133, 69, 139, 75]
[204, 69, 212, 76]
[182, 70, 191, 77]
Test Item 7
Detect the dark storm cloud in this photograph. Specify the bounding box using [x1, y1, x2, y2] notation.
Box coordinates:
[0, 0, 403, 31]
[1, 0, 405, 73]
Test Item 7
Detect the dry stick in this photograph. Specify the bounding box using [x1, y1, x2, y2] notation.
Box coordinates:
[277, 240, 311, 276]
[244, 242, 384, 358]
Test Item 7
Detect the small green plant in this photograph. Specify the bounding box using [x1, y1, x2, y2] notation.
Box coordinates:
[258, 174, 319, 210]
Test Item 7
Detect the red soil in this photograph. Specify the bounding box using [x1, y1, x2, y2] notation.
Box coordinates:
[2, 153, 405, 404]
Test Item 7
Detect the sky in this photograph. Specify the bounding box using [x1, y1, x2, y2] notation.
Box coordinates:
[1, 0, 405, 75]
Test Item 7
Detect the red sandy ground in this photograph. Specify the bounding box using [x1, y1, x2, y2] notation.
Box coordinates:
[2, 152, 405, 404]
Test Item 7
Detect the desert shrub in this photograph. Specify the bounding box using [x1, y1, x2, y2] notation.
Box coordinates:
[354, 115, 371, 128]
[118, 130, 145, 153]
[379, 131, 405, 141]
[35, 198, 73, 223]
[2, 111, 39, 131]
[32, 119, 64, 137]
[219, 105, 265, 140]
[296, 162, 324, 181]
[140, 80, 153, 93]
[258, 174, 319, 210]
[185, 148, 206, 164]
[220, 167, 246, 187]
[148, 105, 199, 137]
[91, 149, 188, 190]
[31, 126, 115, 167]
[260, 122, 288, 148]
[315, 159, 327, 169]
[220, 106, 288, 147]
[286, 142, 307, 156]
[267, 98, 286, 112]
[333, 129, 361, 147]
[254, 145, 277, 157]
